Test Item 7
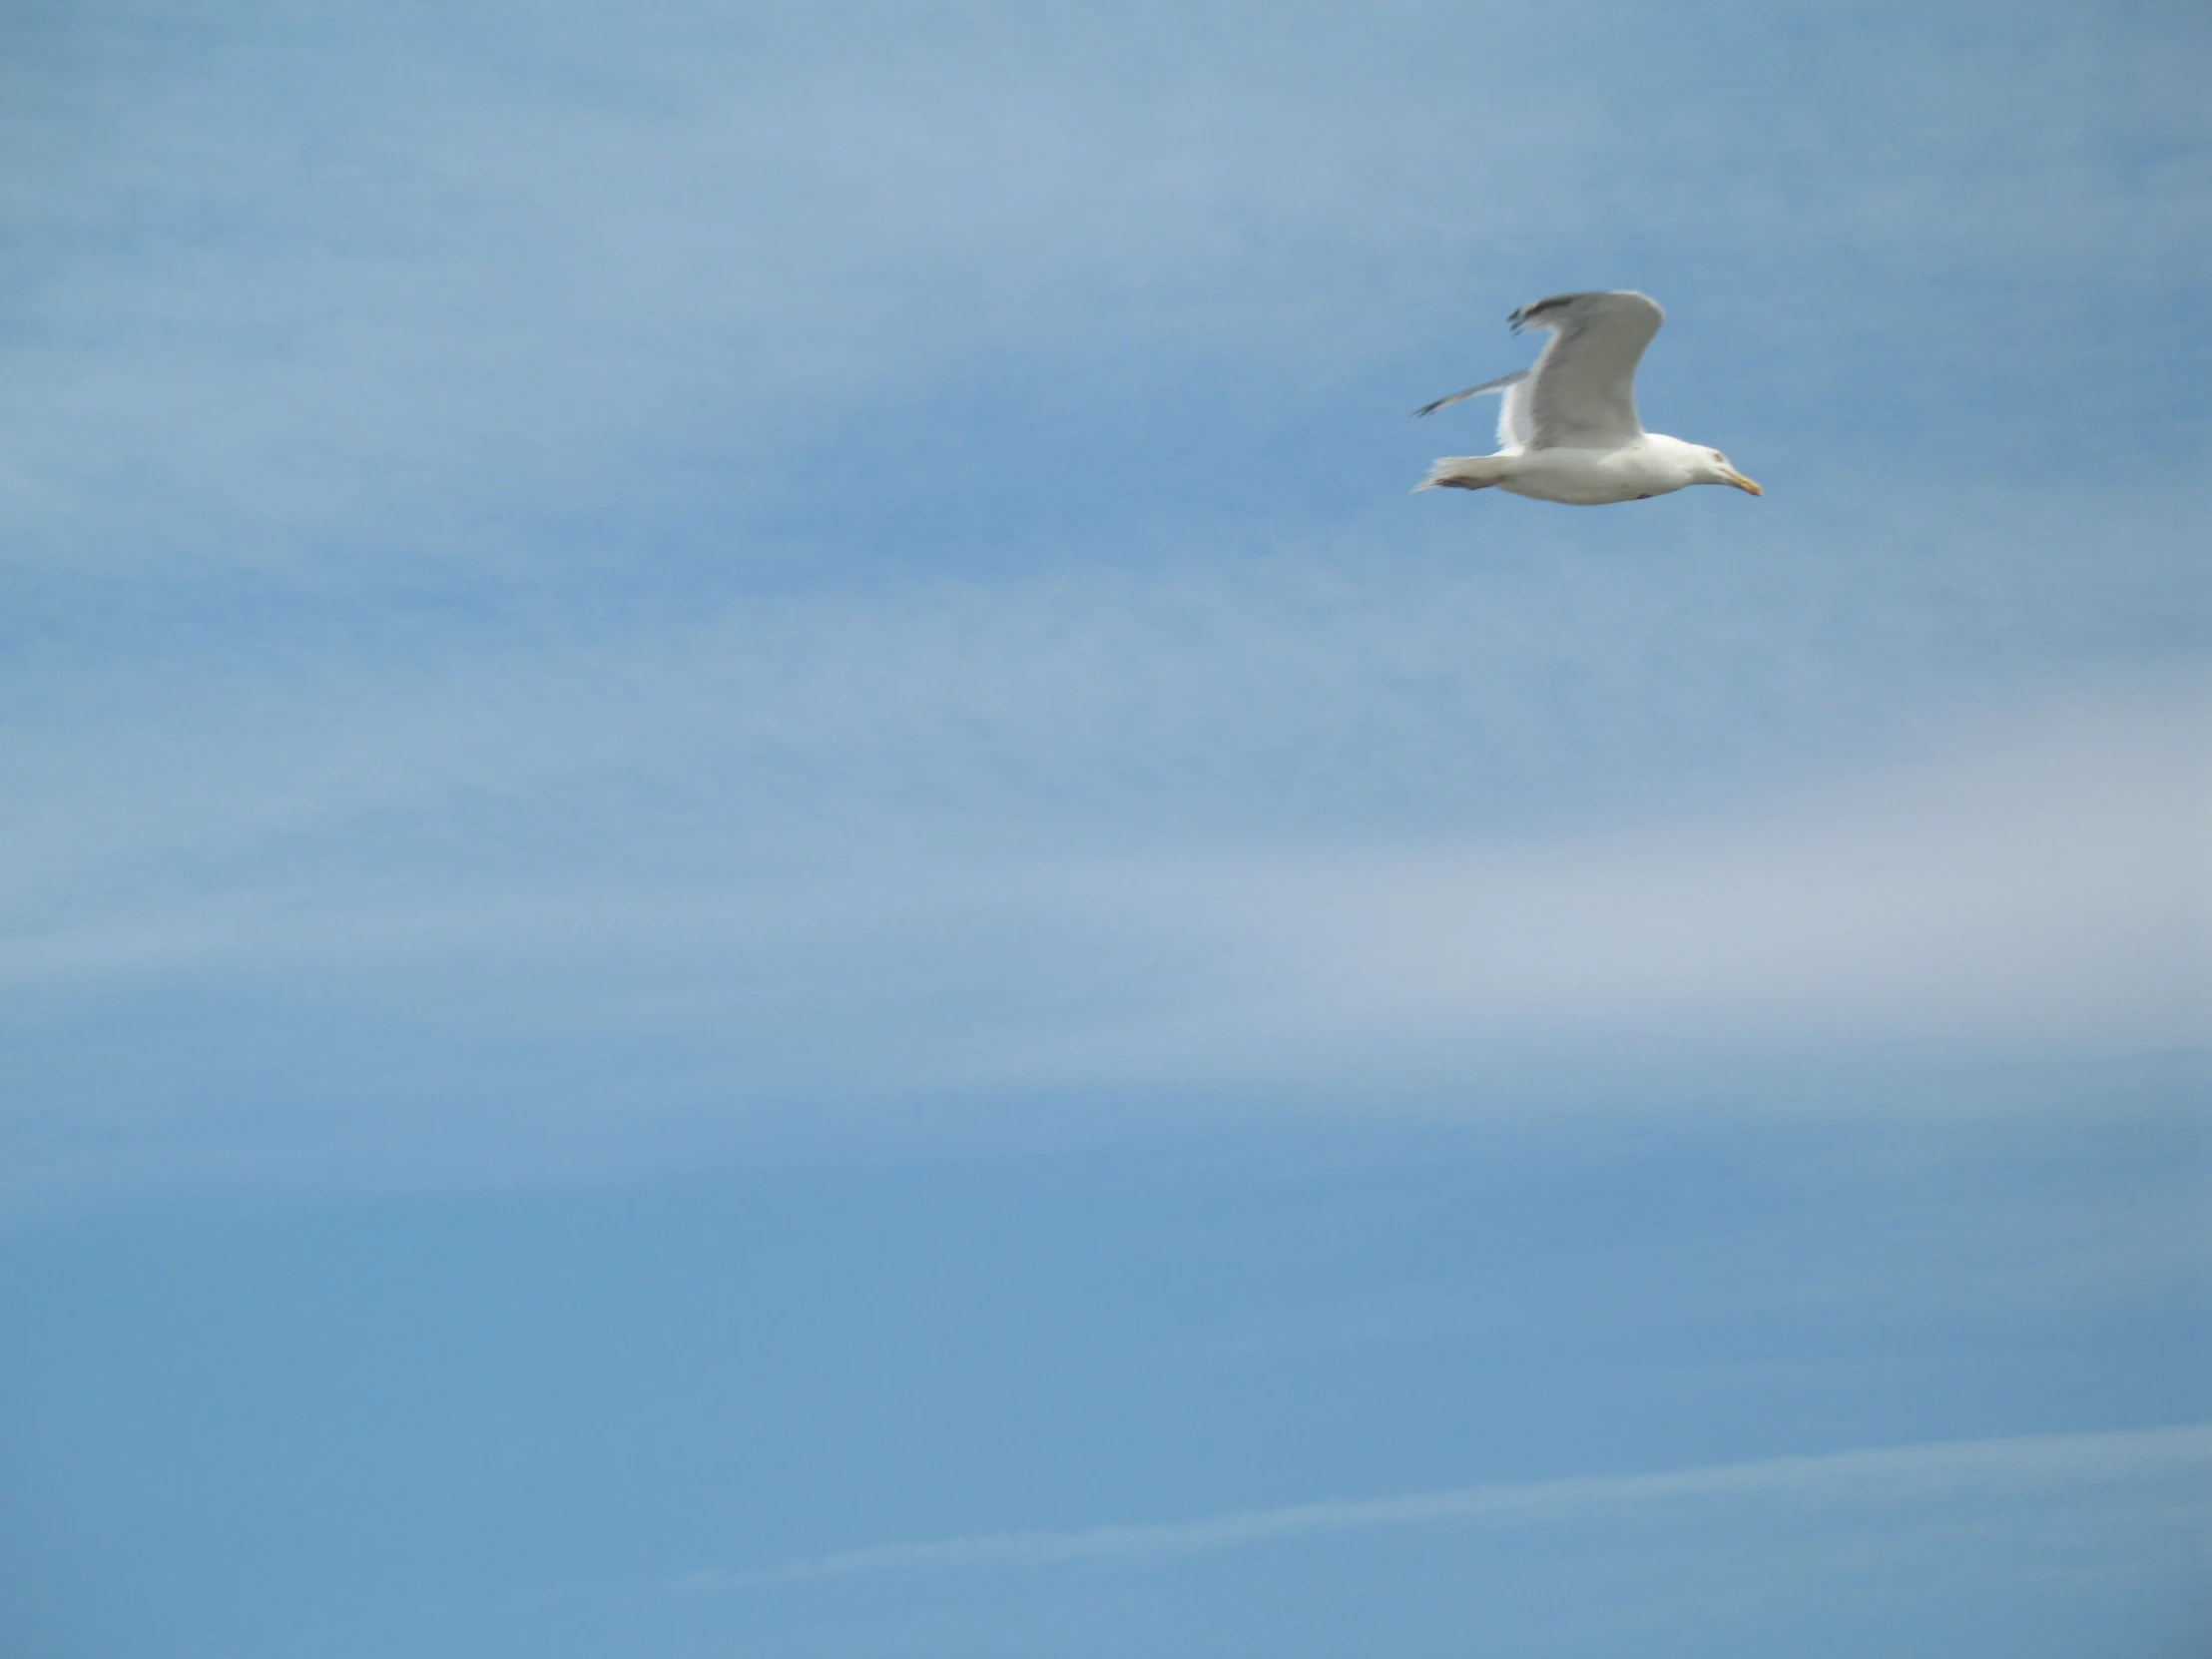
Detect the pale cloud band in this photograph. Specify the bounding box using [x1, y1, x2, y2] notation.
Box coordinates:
[1099, 676, 2212, 1070]
[1, 671, 2201, 1208]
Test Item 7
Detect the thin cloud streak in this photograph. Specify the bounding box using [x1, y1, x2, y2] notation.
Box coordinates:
[671, 1422, 2212, 1592]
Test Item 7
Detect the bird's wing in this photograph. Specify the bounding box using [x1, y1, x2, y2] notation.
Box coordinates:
[1411, 369, 1536, 450]
[1508, 290, 1662, 448]
[1412, 369, 1527, 421]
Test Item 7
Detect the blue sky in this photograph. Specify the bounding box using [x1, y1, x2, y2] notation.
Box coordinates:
[2, 1, 2206, 1654]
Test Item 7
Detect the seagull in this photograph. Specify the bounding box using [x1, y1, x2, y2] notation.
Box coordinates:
[1412, 290, 1761, 505]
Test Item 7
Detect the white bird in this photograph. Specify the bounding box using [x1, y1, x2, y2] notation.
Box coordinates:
[1412, 290, 1761, 505]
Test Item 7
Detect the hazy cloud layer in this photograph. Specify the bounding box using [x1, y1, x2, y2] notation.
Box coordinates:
[2, 9, 2207, 1656]
[3, 0, 2205, 1205]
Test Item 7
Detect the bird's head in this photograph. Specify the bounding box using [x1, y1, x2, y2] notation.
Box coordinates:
[1698, 448, 1762, 495]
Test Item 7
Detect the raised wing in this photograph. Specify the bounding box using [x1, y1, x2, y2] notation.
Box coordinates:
[1508, 290, 1662, 448]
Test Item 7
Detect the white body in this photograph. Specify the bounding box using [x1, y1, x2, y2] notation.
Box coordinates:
[1412, 290, 1760, 506]
[1483, 433, 1731, 505]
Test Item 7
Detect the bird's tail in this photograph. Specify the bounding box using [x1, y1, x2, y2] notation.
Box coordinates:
[1413, 456, 1512, 493]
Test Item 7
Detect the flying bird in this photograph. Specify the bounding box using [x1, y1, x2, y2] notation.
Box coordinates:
[1412, 290, 1761, 505]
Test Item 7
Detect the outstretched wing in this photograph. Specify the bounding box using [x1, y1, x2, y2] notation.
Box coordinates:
[1412, 369, 1524, 420]
[1508, 290, 1662, 449]
[1412, 369, 1533, 450]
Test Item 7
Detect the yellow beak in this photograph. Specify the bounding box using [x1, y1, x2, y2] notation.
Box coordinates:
[1724, 470, 1763, 496]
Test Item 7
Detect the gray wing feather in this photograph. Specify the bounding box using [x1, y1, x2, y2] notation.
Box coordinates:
[1505, 290, 1663, 448]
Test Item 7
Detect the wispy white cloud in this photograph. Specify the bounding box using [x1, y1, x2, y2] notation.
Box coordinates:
[1, 663, 2195, 1207]
[14, 668, 2192, 1048]
[1117, 678, 2209, 1067]
[669, 1422, 2212, 1591]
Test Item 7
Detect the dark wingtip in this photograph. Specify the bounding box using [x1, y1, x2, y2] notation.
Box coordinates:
[1507, 293, 1578, 333]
